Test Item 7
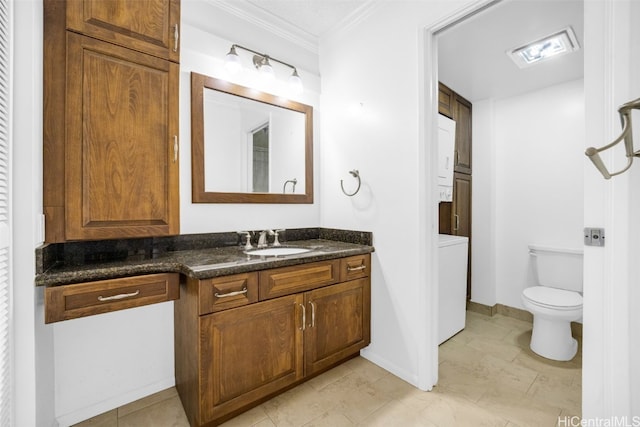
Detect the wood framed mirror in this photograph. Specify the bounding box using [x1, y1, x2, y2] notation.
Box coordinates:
[191, 72, 313, 203]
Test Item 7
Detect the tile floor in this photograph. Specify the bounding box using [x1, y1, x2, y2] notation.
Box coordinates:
[73, 311, 581, 427]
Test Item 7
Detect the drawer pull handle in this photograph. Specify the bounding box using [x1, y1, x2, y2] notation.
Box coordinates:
[214, 288, 247, 298]
[97, 290, 140, 302]
[173, 24, 179, 52]
[347, 264, 366, 272]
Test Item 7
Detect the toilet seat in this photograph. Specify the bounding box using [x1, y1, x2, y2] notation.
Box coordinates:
[522, 286, 582, 310]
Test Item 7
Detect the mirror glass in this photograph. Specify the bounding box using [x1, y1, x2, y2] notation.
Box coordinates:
[191, 72, 313, 203]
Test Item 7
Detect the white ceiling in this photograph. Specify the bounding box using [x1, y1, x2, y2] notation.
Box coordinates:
[209, 0, 584, 102]
[438, 0, 584, 102]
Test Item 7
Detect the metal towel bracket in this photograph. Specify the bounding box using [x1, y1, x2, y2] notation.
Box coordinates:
[340, 170, 361, 197]
[585, 97, 640, 179]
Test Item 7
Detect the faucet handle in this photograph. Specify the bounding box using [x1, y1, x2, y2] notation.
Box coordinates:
[237, 231, 253, 250]
[272, 229, 285, 246]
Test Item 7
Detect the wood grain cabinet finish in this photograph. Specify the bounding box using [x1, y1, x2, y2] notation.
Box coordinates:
[45, 273, 179, 323]
[259, 260, 340, 300]
[304, 278, 370, 376]
[175, 254, 371, 426]
[44, 0, 180, 242]
[453, 95, 472, 174]
[65, 33, 180, 240]
[66, 0, 181, 62]
[199, 295, 304, 423]
[198, 273, 258, 315]
[438, 83, 454, 119]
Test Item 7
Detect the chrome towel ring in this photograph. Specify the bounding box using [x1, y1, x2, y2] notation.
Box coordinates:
[341, 170, 361, 196]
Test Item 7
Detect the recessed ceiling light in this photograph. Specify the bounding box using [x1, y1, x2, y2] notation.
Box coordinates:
[508, 26, 580, 68]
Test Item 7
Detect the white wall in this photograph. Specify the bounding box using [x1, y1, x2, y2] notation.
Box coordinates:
[319, 0, 474, 387]
[472, 80, 585, 310]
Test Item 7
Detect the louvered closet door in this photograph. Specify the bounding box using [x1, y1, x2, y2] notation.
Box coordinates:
[0, 0, 12, 424]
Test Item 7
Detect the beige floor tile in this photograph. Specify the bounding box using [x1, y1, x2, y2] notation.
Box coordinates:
[316, 370, 394, 423]
[118, 395, 190, 427]
[306, 362, 352, 391]
[261, 382, 334, 427]
[477, 385, 563, 426]
[475, 353, 539, 393]
[340, 356, 389, 382]
[118, 387, 178, 418]
[303, 411, 355, 427]
[71, 409, 118, 427]
[490, 314, 534, 333]
[420, 393, 510, 427]
[436, 359, 499, 403]
[527, 374, 582, 415]
[463, 318, 513, 341]
[357, 397, 437, 427]
[220, 405, 271, 427]
[466, 336, 524, 362]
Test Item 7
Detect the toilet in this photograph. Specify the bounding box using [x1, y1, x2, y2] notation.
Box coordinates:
[521, 244, 583, 361]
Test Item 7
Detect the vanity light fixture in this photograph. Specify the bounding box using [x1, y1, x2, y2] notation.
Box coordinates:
[507, 26, 580, 68]
[224, 44, 303, 93]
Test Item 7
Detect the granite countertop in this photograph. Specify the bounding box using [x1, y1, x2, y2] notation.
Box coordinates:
[35, 229, 374, 287]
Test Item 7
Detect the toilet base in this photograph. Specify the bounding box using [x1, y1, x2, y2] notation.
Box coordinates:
[529, 315, 578, 361]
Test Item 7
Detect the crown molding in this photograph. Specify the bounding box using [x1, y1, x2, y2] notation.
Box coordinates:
[205, 0, 319, 54]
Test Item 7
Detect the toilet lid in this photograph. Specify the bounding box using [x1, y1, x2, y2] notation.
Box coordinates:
[523, 286, 583, 309]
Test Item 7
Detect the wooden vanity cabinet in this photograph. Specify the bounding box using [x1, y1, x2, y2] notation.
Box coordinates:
[44, 0, 180, 242]
[175, 255, 371, 426]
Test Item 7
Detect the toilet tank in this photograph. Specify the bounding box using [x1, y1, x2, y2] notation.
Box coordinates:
[529, 244, 583, 292]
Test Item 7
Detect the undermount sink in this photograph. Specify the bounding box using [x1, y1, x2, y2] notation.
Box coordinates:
[245, 247, 311, 257]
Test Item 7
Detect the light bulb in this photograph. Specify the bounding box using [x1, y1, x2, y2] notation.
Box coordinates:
[259, 57, 274, 80]
[288, 69, 303, 94]
[224, 46, 242, 74]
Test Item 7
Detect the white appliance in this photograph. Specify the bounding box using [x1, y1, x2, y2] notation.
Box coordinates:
[438, 234, 469, 344]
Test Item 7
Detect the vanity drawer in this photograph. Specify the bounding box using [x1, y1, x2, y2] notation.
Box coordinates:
[199, 272, 258, 315]
[259, 260, 340, 300]
[340, 254, 371, 282]
[45, 273, 179, 323]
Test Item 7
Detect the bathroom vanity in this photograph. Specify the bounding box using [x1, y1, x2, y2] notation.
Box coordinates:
[175, 253, 370, 426]
[36, 228, 373, 426]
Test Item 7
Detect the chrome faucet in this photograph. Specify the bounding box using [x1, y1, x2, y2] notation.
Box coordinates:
[257, 230, 272, 248]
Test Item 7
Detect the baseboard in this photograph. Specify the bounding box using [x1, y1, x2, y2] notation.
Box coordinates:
[465, 300, 582, 337]
[466, 300, 497, 316]
[55, 377, 175, 427]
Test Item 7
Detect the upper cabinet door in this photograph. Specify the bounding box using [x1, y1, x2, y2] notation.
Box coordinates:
[66, 0, 180, 62]
[453, 95, 472, 174]
[65, 33, 179, 240]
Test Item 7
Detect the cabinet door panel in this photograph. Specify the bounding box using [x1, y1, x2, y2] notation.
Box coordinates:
[66, 0, 180, 62]
[200, 295, 304, 423]
[65, 33, 179, 240]
[454, 95, 472, 173]
[305, 279, 370, 376]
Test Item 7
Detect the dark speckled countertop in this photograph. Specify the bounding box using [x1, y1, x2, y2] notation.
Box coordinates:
[35, 228, 374, 287]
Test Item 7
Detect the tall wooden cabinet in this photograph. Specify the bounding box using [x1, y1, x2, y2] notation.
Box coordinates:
[438, 82, 472, 298]
[44, 0, 180, 242]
